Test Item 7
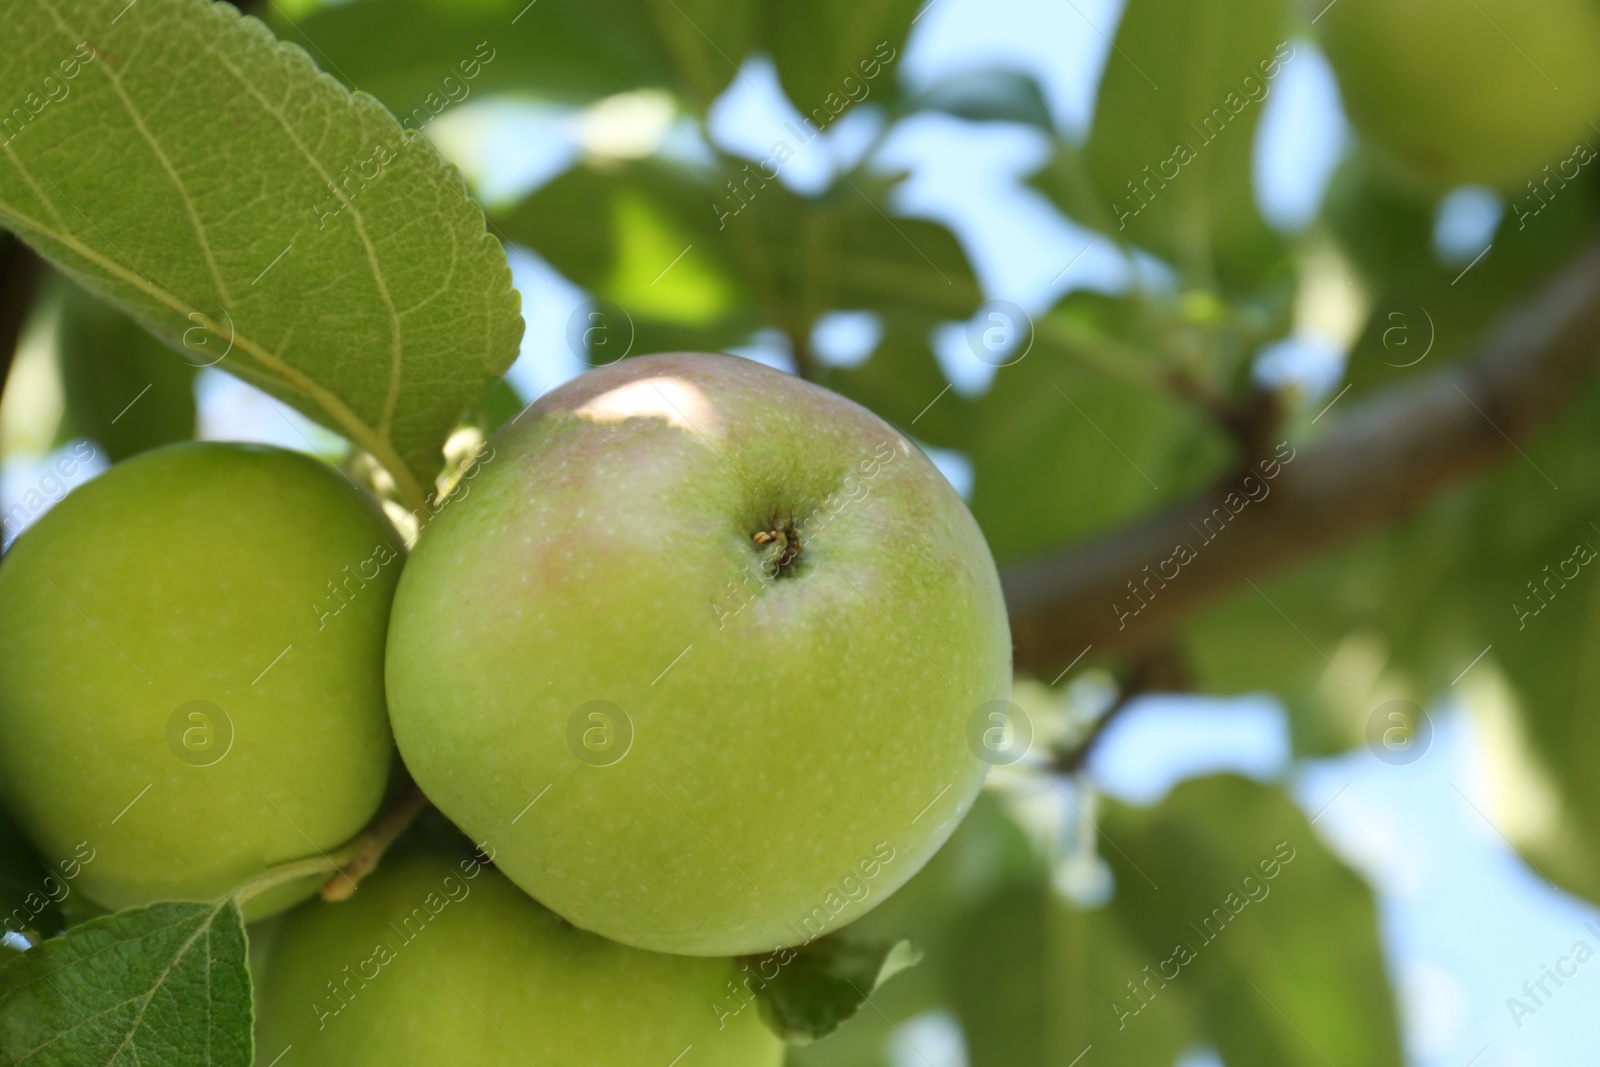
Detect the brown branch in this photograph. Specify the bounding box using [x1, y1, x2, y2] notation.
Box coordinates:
[1004, 237, 1600, 673]
[786, 326, 815, 381]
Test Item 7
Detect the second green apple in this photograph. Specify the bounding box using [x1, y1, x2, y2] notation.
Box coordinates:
[385, 354, 1012, 956]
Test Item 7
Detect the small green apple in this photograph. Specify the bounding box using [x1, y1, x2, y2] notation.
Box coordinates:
[0, 442, 399, 916]
[1320, 0, 1600, 190]
[254, 842, 784, 1065]
[385, 353, 1011, 956]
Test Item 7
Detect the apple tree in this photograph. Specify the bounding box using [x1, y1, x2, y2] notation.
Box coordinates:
[2, 0, 1599, 1064]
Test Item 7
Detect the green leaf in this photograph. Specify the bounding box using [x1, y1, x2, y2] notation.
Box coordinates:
[1040, 0, 1289, 288]
[1181, 537, 1403, 758]
[0, 0, 522, 509]
[280, 0, 670, 110]
[1102, 775, 1404, 1066]
[51, 275, 196, 463]
[743, 172, 983, 324]
[498, 160, 739, 305]
[284, 0, 919, 117]
[961, 297, 1233, 563]
[1346, 384, 1600, 904]
[946, 882, 1201, 1067]
[762, 1, 918, 118]
[496, 158, 983, 391]
[750, 935, 922, 1044]
[827, 313, 977, 444]
[0, 900, 252, 1067]
[282, 0, 755, 112]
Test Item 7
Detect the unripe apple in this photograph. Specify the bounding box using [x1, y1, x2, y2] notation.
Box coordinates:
[0, 442, 400, 916]
[1319, 0, 1600, 190]
[254, 843, 784, 1065]
[385, 353, 1011, 956]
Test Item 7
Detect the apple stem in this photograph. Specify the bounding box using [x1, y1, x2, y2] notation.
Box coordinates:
[231, 783, 431, 907]
[318, 784, 431, 901]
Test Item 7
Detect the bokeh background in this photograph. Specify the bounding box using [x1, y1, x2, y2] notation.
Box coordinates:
[4, 0, 1600, 1063]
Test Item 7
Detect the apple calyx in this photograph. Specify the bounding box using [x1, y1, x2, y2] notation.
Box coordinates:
[753, 517, 803, 578]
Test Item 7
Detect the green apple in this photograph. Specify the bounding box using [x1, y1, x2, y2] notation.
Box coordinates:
[254, 842, 784, 1065]
[386, 352, 1011, 956]
[1320, 0, 1600, 190]
[0, 442, 399, 916]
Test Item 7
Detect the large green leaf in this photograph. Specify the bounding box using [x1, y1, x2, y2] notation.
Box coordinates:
[1036, 0, 1288, 289]
[1103, 775, 1404, 1066]
[0, 0, 522, 508]
[0, 900, 252, 1067]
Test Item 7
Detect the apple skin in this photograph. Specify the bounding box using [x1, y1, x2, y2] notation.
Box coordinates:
[0, 442, 400, 917]
[254, 843, 784, 1066]
[1320, 0, 1600, 190]
[385, 353, 1011, 956]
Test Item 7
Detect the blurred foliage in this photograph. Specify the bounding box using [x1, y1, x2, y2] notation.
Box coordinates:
[278, 0, 923, 113]
[792, 779, 1399, 1066]
[1329, 151, 1600, 397]
[51, 275, 197, 463]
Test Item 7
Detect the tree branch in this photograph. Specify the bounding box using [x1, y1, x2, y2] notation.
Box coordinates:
[1003, 237, 1600, 672]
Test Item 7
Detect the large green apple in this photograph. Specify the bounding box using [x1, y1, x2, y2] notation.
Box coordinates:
[1320, 0, 1600, 190]
[0, 442, 400, 916]
[254, 842, 784, 1065]
[386, 353, 1011, 956]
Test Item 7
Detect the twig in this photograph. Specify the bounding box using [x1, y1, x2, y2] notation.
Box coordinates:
[319, 783, 431, 900]
[231, 783, 430, 906]
[1052, 642, 1188, 773]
